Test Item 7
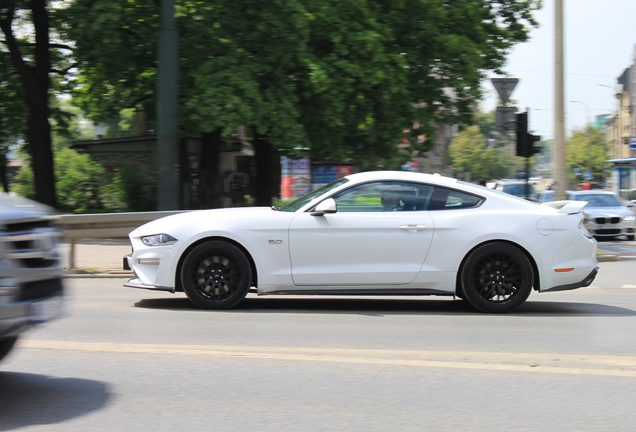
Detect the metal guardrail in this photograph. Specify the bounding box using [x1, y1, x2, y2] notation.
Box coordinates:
[57, 210, 185, 268]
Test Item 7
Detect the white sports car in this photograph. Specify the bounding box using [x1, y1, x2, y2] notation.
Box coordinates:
[124, 171, 599, 313]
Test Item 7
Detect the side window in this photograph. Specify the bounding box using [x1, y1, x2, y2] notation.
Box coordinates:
[429, 187, 483, 210]
[330, 181, 434, 212]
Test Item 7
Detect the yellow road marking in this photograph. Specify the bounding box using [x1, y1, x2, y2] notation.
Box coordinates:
[21, 341, 636, 377]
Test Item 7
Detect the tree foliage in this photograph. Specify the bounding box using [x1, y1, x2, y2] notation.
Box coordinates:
[61, 0, 540, 152]
[0, 0, 77, 207]
[566, 125, 608, 183]
[13, 147, 156, 213]
[6, 0, 541, 208]
[449, 126, 492, 181]
[449, 125, 522, 181]
[13, 148, 103, 212]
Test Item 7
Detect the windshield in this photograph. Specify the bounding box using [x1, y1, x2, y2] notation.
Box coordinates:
[572, 193, 623, 207]
[278, 178, 350, 212]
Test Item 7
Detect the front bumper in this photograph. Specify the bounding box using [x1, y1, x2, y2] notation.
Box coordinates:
[123, 253, 175, 293]
[124, 277, 175, 293]
[585, 219, 635, 237]
[0, 290, 64, 339]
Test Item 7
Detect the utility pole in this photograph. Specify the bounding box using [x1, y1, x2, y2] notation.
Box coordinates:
[157, 0, 180, 210]
[553, 0, 567, 200]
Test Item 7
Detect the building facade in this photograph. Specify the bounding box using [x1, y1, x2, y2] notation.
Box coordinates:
[605, 45, 636, 195]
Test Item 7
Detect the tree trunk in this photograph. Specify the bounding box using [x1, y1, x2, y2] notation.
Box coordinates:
[180, 137, 190, 209]
[197, 128, 223, 209]
[0, 155, 8, 193]
[253, 130, 279, 207]
[0, 1, 57, 208]
[28, 99, 56, 208]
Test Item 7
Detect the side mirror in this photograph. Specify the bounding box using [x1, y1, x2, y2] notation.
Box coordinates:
[311, 198, 337, 216]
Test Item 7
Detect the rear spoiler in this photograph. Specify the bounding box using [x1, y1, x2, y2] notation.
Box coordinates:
[540, 200, 587, 214]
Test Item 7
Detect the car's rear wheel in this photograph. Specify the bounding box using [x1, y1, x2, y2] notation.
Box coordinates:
[181, 241, 252, 310]
[460, 243, 533, 313]
[0, 336, 18, 362]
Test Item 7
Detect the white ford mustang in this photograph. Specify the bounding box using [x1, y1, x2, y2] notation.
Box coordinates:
[124, 171, 599, 313]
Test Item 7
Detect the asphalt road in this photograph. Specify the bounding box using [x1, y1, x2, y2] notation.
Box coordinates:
[1, 258, 635, 432]
[596, 237, 636, 258]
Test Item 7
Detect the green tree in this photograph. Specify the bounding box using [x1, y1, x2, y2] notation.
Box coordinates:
[0, 0, 75, 207]
[566, 125, 608, 184]
[474, 109, 518, 179]
[59, 0, 541, 206]
[100, 164, 157, 212]
[54, 148, 105, 213]
[14, 148, 105, 213]
[449, 125, 523, 181]
[449, 126, 492, 181]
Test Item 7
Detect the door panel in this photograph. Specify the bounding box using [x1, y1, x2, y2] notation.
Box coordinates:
[289, 211, 434, 286]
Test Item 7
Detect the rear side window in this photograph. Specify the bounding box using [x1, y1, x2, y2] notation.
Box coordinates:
[428, 187, 483, 210]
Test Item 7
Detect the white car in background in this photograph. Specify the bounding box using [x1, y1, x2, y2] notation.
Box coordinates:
[538, 190, 635, 241]
[124, 171, 598, 313]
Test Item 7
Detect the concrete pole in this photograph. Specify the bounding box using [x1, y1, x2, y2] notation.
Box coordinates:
[157, 0, 180, 210]
[553, 0, 567, 200]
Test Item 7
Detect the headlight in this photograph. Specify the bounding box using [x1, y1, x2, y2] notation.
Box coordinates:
[579, 220, 593, 239]
[141, 234, 178, 247]
[623, 215, 636, 221]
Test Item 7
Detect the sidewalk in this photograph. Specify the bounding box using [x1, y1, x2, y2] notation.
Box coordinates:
[61, 238, 134, 278]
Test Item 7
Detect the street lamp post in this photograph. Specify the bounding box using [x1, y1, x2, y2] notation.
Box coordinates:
[553, 0, 567, 201]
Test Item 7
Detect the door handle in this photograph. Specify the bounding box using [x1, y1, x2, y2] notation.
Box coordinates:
[399, 225, 427, 231]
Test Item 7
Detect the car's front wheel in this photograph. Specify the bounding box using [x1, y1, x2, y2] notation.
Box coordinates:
[0, 336, 18, 362]
[460, 242, 533, 313]
[180, 241, 252, 310]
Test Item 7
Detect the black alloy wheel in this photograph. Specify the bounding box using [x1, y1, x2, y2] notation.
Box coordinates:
[0, 336, 18, 362]
[180, 241, 252, 310]
[460, 242, 533, 313]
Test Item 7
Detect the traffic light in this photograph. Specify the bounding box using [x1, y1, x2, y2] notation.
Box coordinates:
[515, 112, 542, 158]
[526, 133, 542, 157]
[515, 112, 527, 157]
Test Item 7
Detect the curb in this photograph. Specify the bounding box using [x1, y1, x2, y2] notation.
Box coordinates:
[597, 254, 617, 263]
[64, 270, 133, 279]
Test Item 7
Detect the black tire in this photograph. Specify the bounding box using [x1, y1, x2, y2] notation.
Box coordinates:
[627, 235, 634, 241]
[455, 283, 466, 300]
[460, 242, 533, 313]
[180, 241, 252, 310]
[0, 337, 18, 362]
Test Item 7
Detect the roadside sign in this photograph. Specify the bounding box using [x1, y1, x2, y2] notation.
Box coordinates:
[495, 106, 517, 130]
[491, 78, 519, 104]
[630, 136, 636, 149]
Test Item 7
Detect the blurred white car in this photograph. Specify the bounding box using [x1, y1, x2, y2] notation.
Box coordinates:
[125, 171, 598, 313]
[0, 194, 64, 362]
[538, 190, 635, 241]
